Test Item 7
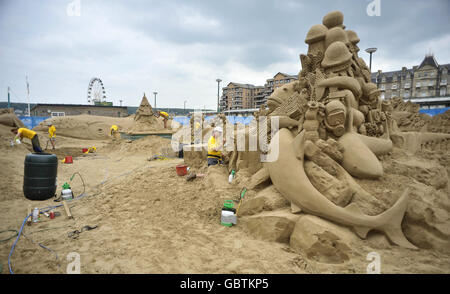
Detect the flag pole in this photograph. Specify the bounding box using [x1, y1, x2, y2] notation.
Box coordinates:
[26, 76, 31, 116]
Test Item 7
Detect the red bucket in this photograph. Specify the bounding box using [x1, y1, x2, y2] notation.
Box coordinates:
[82, 148, 88, 153]
[176, 165, 188, 176]
[64, 156, 73, 164]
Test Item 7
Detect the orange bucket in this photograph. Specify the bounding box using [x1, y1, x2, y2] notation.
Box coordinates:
[176, 165, 188, 176]
[64, 156, 73, 164]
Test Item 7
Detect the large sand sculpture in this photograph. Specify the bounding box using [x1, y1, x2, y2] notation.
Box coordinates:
[127, 93, 166, 133]
[221, 11, 450, 250]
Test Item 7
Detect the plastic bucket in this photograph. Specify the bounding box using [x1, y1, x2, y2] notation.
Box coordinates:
[176, 165, 188, 176]
[82, 148, 88, 153]
[64, 156, 73, 164]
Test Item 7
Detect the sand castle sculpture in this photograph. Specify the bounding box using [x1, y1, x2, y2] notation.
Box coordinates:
[246, 11, 425, 249]
[127, 93, 163, 133]
[134, 93, 156, 122]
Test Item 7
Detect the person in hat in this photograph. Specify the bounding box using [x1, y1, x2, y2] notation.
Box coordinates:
[158, 111, 169, 129]
[110, 125, 119, 139]
[207, 126, 225, 166]
[47, 123, 56, 150]
[11, 127, 42, 153]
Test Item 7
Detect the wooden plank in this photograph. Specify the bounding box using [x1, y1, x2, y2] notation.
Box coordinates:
[27, 205, 32, 226]
[62, 200, 73, 219]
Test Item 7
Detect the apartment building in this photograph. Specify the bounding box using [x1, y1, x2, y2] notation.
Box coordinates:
[371, 54, 450, 108]
[220, 72, 298, 111]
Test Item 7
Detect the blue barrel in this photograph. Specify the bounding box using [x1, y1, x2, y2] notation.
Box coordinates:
[23, 153, 58, 200]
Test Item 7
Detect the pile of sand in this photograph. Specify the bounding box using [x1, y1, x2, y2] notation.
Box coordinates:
[388, 98, 431, 132]
[427, 110, 450, 133]
[105, 135, 176, 158]
[0, 124, 32, 201]
[0, 109, 25, 129]
[388, 97, 450, 133]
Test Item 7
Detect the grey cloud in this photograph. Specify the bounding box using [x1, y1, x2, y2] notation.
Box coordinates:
[0, 0, 448, 107]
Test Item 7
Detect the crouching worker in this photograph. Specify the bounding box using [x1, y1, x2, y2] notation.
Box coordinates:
[11, 127, 42, 153]
[110, 125, 119, 139]
[207, 126, 225, 166]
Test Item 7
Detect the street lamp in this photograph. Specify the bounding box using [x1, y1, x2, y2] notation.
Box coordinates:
[153, 92, 158, 109]
[184, 100, 187, 115]
[365, 47, 377, 72]
[216, 78, 222, 113]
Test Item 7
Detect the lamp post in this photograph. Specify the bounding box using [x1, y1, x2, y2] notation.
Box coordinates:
[7, 86, 10, 109]
[365, 47, 377, 72]
[184, 100, 187, 115]
[153, 92, 158, 109]
[216, 78, 222, 113]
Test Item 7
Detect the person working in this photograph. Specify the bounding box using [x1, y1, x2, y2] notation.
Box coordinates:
[11, 127, 42, 153]
[47, 123, 56, 150]
[110, 125, 119, 139]
[158, 111, 169, 129]
[207, 126, 225, 166]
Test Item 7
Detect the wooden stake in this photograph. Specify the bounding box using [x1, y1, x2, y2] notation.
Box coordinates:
[27, 205, 32, 226]
[62, 200, 73, 219]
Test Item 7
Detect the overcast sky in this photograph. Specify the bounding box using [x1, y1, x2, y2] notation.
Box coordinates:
[0, 0, 449, 109]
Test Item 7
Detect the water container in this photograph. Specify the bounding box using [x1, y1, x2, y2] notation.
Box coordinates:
[23, 153, 58, 200]
[176, 165, 188, 176]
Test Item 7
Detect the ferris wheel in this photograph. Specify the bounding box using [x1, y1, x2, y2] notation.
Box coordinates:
[87, 77, 107, 104]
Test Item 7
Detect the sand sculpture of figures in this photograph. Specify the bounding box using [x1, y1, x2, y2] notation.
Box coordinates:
[262, 11, 417, 249]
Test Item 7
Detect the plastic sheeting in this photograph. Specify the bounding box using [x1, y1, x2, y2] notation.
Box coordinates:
[172, 115, 255, 126]
[419, 108, 450, 116]
[172, 116, 190, 126]
[226, 116, 254, 125]
[19, 116, 50, 129]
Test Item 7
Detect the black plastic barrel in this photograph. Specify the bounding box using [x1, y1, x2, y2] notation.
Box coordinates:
[23, 153, 58, 200]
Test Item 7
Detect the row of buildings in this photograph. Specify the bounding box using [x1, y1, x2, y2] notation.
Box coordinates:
[371, 54, 450, 109]
[219, 72, 298, 111]
[220, 55, 450, 112]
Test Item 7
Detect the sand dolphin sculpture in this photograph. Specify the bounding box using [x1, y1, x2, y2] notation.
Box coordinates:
[266, 128, 417, 249]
